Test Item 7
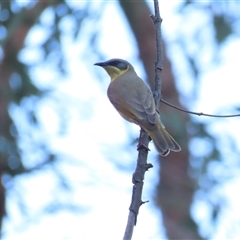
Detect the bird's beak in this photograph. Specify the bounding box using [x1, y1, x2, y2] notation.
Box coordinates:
[94, 61, 108, 67]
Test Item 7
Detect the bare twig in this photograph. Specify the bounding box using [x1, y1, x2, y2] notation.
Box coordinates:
[123, 1, 163, 239]
[123, 212, 135, 240]
[161, 98, 240, 118]
[150, 0, 163, 109]
[123, 129, 152, 240]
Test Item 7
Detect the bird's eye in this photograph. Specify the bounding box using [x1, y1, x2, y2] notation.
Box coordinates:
[112, 61, 119, 65]
[109, 60, 127, 70]
[109, 60, 120, 67]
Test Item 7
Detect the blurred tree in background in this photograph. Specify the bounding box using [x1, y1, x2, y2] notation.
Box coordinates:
[1, 1, 240, 239]
[0, 0, 96, 233]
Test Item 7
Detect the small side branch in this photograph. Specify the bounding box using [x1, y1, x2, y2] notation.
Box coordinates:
[161, 99, 240, 118]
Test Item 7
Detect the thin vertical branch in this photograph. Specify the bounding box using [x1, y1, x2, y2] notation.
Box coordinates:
[123, 130, 152, 240]
[123, 1, 163, 239]
[151, 0, 163, 110]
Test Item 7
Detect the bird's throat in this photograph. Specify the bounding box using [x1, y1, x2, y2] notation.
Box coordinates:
[104, 66, 129, 82]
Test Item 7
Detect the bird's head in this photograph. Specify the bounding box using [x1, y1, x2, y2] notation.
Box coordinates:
[94, 58, 132, 81]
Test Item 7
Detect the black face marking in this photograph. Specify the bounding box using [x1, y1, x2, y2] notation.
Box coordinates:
[108, 60, 128, 70]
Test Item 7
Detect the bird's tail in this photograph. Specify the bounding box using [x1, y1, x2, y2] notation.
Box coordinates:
[148, 119, 181, 156]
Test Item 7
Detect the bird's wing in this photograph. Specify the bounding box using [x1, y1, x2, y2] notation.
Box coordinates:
[136, 86, 156, 125]
[107, 74, 156, 130]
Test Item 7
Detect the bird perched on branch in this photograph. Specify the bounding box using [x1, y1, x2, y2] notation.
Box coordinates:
[94, 58, 181, 156]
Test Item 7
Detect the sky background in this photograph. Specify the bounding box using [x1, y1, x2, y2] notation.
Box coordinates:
[2, 1, 240, 239]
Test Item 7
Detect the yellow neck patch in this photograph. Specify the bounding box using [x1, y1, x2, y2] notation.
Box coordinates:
[104, 65, 129, 82]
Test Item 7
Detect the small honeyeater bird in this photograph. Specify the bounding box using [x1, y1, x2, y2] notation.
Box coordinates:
[94, 58, 181, 156]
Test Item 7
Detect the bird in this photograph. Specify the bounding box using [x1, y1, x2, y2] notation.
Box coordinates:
[94, 58, 181, 156]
